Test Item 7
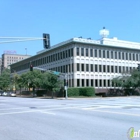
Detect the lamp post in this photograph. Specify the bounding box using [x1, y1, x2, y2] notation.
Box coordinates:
[25, 48, 27, 55]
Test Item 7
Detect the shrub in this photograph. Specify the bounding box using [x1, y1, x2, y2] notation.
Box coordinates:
[68, 87, 79, 96]
[68, 87, 95, 97]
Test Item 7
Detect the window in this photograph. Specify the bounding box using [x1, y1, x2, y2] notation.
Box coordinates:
[58, 53, 60, 60]
[103, 65, 106, 72]
[123, 66, 125, 72]
[86, 64, 89, 71]
[119, 52, 121, 59]
[99, 65, 102, 72]
[107, 51, 109, 58]
[86, 48, 88, 56]
[111, 66, 114, 73]
[82, 79, 84, 87]
[81, 64, 84, 71]
[60, 52, 62, 59]
[86, 79, 89, 86]
[63, 51, 65, 59]
[91, 79, 93, 86]
[126, 67, 128, 72]
[122, 52, 124, 60]
[115, 66, 117, 73]
[99, 50, 101, 58]
[129, 53, 131, 60]
[68, 49, 70, 57]
[65, 50, 67, 58]
[77, 63, 80, 71]
[126, 53, 128, 60]
[63, 65, 65, 73]
[72, 63, 74, 72]
[136, 54, 139, 61]
[94, 49, 97, 57]
[111, 51, 113, 59]
[115, 52, 117, 59]
[81, 48, 84, 56]
[71, 48, 73, 56]
[133, 53, 135, 61]
[91, 64, 93, 72]
[99, 80, 102, 87]
[90, 49, 93, 57]
[66, 65, 68, 73]
[108, 80, 110, 87]
[77, 79, 80, 87]
[95, 79, 98, 87]
[107, 65, 110, 72]
[77, 48, 79, 56]
[119, 66, 121, 73]
[95, 65, 98, 72]
[103, 50, 105, 58]
[103, 80, 106, 87]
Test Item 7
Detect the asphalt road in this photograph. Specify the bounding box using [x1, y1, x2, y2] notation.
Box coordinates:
[0, 96, 140, 140]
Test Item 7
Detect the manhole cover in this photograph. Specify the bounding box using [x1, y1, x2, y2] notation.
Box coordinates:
[30, 107, 36, 109]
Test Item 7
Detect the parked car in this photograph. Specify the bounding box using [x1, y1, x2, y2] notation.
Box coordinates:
[2, 92, 8, 96]
[0, 90, 3, 96]
[10, 92, 16, 97]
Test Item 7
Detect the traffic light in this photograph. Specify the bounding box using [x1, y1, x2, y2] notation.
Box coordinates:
[137, 64, 140, 71]
[43, 33, 50, 49]
[64, 79, 68, 86]
[30, 64, 33, 71]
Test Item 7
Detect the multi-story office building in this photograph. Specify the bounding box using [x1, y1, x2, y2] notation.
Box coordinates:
[0, 58, 2, 74]
[10, 33, 140, 93]
[1, 53, 31, 73]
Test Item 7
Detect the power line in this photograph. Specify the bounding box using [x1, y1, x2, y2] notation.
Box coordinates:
[0, 38, 44, 44]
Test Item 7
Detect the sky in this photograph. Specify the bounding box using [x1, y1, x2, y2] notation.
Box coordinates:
[0, 0, 140, 56]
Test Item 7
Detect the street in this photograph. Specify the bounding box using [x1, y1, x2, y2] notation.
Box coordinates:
[0, 96, 140, 140]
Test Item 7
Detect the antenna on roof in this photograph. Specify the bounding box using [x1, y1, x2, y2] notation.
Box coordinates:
[99, 27, 109, 38]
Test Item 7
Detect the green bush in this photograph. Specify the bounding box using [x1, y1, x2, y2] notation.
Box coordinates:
[68, 87, 79, 96]
[68, 87, 95, 97]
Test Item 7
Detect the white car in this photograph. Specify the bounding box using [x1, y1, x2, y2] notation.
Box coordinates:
[10, 93, 16, 97]
[2, 92, 8, 96]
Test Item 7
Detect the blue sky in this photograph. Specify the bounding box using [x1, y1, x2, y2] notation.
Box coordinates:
[0, 0, 140, 56]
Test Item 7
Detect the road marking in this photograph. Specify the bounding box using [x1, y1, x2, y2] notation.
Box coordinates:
[0, 110, 36, 116]
[90, 109, 140, 117]
[0, 107, 30, 110]
[39, 111, 56, 115]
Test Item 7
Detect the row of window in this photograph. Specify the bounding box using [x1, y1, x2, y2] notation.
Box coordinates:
[13, 48, 73, 71]
[64, 79, 113, 87]
[33, 48, 73, 65]
[76, 48, 139, 61]
[77, 63, 136, 73]
[7, 57, 24, 59]
[13, 63, 74, 73]
[77, 79, 112, 87]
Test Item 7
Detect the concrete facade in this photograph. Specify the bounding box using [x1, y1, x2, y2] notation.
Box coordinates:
[10, 37, 140, 93]
[1, 53, 31, 73]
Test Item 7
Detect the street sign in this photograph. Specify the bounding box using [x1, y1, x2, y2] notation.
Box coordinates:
[64, 86, 67, 90]
[53, 71, 60, 75]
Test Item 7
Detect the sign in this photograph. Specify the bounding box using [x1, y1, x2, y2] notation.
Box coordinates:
[30, 88, 33, 91]
[4, 50, 17, 54]
[13, 85, 16, 91]
[64, 86, 67, 90]
[53, 71, 60, 75]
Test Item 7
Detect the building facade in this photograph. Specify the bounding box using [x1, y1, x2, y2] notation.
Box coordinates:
[1, 53, 31, 73]
[0, 58, 2, 74]
[10, 37, 140, 93]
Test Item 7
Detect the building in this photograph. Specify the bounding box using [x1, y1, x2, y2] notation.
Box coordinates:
[1, 53, 31, 73]
[10, 29, 140, 93]
[0, 58, 2, 74]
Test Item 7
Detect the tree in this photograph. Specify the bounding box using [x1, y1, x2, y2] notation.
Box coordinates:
[42, 72, 62, 98]
[18, 70, 44, 95]
[0, 69, 11, 91]
[112, 69, 140, 95]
